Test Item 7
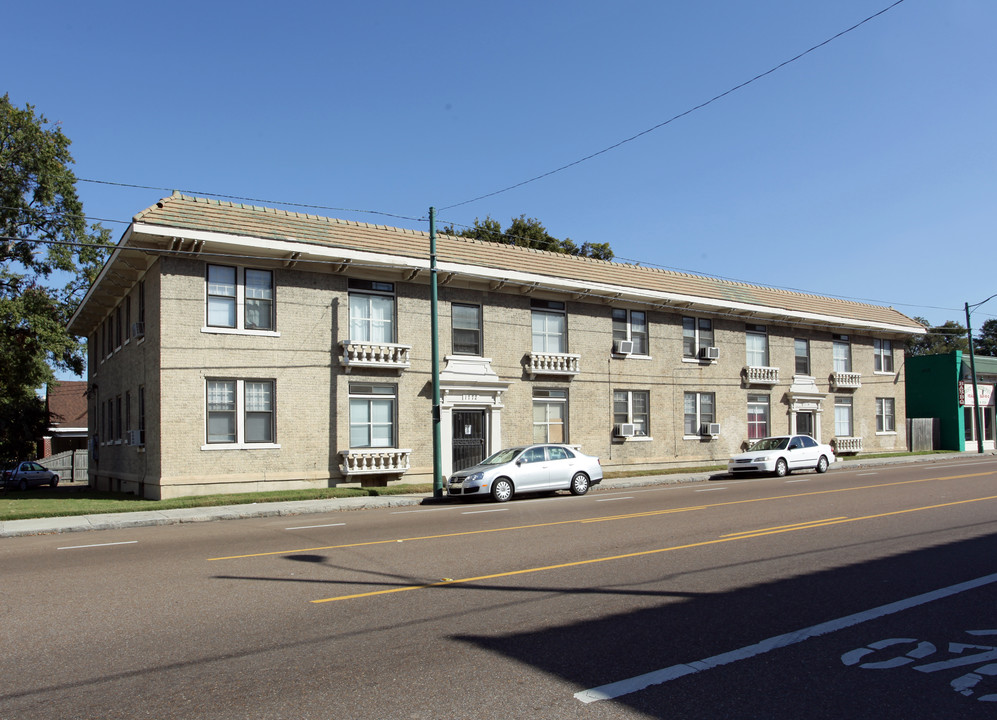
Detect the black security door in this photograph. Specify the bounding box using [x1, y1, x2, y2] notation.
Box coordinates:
[453, 410, 487, 472]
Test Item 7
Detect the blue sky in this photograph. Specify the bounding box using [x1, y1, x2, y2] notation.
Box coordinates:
[7, 0, 996, 347]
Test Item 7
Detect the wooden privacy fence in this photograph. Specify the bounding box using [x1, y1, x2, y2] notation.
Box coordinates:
[907, 417, 939, 452]
[40, 449, 89, 483]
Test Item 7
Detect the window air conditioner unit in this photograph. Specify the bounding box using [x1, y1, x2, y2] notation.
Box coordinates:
[614, 339, 634, 355]
[701, 423, 721, 437]
[132, 322, 145, 338]
[126, 429, 145, 447]
[700, 346, 720, 360]
[615, 423, 636, 438]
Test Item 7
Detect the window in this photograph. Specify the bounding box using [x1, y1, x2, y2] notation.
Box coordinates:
[684, 391, 716, 436]
[833, 334, 852, 373]
[115, 306, 122, 349]
[613, 390, 649, 437]
[795, 338, 811, 375]
[745, 324, 769, 367]
[520, 446, 546, 463]
[349, 384, 396, 448]
[532, 300, 566, 353]
[207, 265, 275, 332]
[612, 309, 648, 355]
[835, 396, 853, 436]
[138, 385, 145, 441]
[452, 303, 482, 355]
[683, 317, 714, 358]
[349, 279, 395, 343]
[876, 397, 896, 433]
[747, 394, 769, 440]
[138, 280, 146, 324]
[206, 379, 276, 446]
[874, 339, 894, 373]
[125, 297, 131, 342]
[533, 389, 567, 443]
[125, 391, 131, 437]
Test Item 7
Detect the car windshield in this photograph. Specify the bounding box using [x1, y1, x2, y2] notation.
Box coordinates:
[749, 437, 789, 451]
[479, 447, 524, 466]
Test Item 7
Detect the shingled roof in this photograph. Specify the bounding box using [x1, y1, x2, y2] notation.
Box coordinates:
[73, 192, 925, 336]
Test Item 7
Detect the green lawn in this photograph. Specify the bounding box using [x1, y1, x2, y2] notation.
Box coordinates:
[0, 484, 434, 522]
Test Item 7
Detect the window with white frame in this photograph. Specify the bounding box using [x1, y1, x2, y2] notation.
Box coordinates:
[206, 379, 276, 445]
[533, 388, 567, 443]
[532, 300, 567, 353]
[833, 334, 852, 373]
[835, 396, 853, 436]
[874, 338, 894, 373]
[745, 324, 769, 366]
[747, 394, 769, 440]
[876, 397, 896, 433]
[612, 309, 648, 355]
[206, 265, 275, 331]
[795, 338, 811, 375]
[613, 390, 649, 437]
[452, 303, 482, 355]
[349, 383, 397, 448]
[349, 280, 395, 343]
[683, 317, 714, 358]
[684, 391, 716, 436]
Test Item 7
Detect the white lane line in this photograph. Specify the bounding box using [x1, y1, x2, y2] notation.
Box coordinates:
[696, 487, 727, 492]
[596, 497, 634, 502]
[57, 541, 138, 551]
[286, 523, 346, 531]
[857, 472, 878, 476]
[462, 508, 508, 515]
[785, 479, 811, 484]
[575, 571, 997, 704]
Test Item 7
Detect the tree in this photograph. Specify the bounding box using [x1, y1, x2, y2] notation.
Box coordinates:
[974, 318, 997, 357]
[905, 317, 969, 357]
[447, 215, 614, 261]
[0, 94, 109, 459]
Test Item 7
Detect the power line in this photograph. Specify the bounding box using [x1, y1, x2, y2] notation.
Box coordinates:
[439, 0, 908, 211]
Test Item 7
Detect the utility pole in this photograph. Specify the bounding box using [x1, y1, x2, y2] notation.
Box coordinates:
[430, 208, 443, 497]
[966, 302, 984, 454]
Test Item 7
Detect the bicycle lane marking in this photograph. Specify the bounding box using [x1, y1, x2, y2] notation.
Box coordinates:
[575, 571, 997, 704]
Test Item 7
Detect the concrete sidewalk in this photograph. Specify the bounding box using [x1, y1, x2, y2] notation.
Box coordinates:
[0, 453, 980, 539]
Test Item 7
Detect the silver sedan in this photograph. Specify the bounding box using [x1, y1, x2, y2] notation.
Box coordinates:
[447, 444, 603, 502]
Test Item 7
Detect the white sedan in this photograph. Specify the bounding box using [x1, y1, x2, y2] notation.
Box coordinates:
[728, 435, 835, 477]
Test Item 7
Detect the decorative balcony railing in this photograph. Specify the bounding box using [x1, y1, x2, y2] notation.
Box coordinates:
[339, 448, 411, 476]
[339, 341, 411, 373]
[744, 365, 780, 385]
[833, 436, 863, 454]
[831, 371, 862, 390]
[526, 352, 580, 378]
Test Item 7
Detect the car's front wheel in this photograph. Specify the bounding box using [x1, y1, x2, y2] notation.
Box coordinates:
[569, 472, 590, 496]
[491, 477, 514, 503]
[17, 479, 27, 491]
[774, 459, 788, 477]
[815, 456, 829, 474]
[50, 475, 59, 487]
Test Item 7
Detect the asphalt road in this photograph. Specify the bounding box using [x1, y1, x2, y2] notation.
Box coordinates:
[3, 456, 997, 719]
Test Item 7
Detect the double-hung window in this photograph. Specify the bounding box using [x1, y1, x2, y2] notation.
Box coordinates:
[684, 391, 716, 436]
[745, 324, 769, 367]
[874, 339, 894, 373]
[349, 280, 395, 343]
[207, 265, 275, 332]
[876, 397, 896, 433]
[613, 390, 649, 437]
[349, 384, 397, 448]
[612, 309, 648, 355]
[206, 379, 276, 446]
[795, 338, 811, 375]
[682, 317, 714, 359]
[532, 300, 566, 353]
[533, 389, 567, 443]
[835, 396, 853, 436]
[833, 334, 852, 373]
[452, 303, 482, 355]
[747, 394, 769, 440]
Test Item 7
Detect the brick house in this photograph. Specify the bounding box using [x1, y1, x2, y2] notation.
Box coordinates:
[67, 192, 925, 499]
[39, 380, 89, 457]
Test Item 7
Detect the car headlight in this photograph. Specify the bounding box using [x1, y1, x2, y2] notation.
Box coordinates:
[755, 455, 770, 462]
[466, 472, 484, 482]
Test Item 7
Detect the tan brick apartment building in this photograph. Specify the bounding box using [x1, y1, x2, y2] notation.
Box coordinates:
[68, 193, 925, 499]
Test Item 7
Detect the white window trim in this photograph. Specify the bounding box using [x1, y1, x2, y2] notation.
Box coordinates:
[683, 391, 716, 439]
[204, 265, 278, 335]
[202, 379, 280, 451]
[682, 316, 715, 363]
[613, 389, 651, 440]
[612, 309, 651, 358]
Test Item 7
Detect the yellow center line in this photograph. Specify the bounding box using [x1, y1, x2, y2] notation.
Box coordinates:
[311, 493, 997, 604]
[208, 470, 994, 561]
[721, 517, 849, 537]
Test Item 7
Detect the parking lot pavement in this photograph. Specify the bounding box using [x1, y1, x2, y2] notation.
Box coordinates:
[0, 453, 980, 539]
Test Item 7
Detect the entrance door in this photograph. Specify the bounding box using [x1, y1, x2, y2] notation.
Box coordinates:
[453, 410, 487, 472]
[796, 411, 814, 438]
